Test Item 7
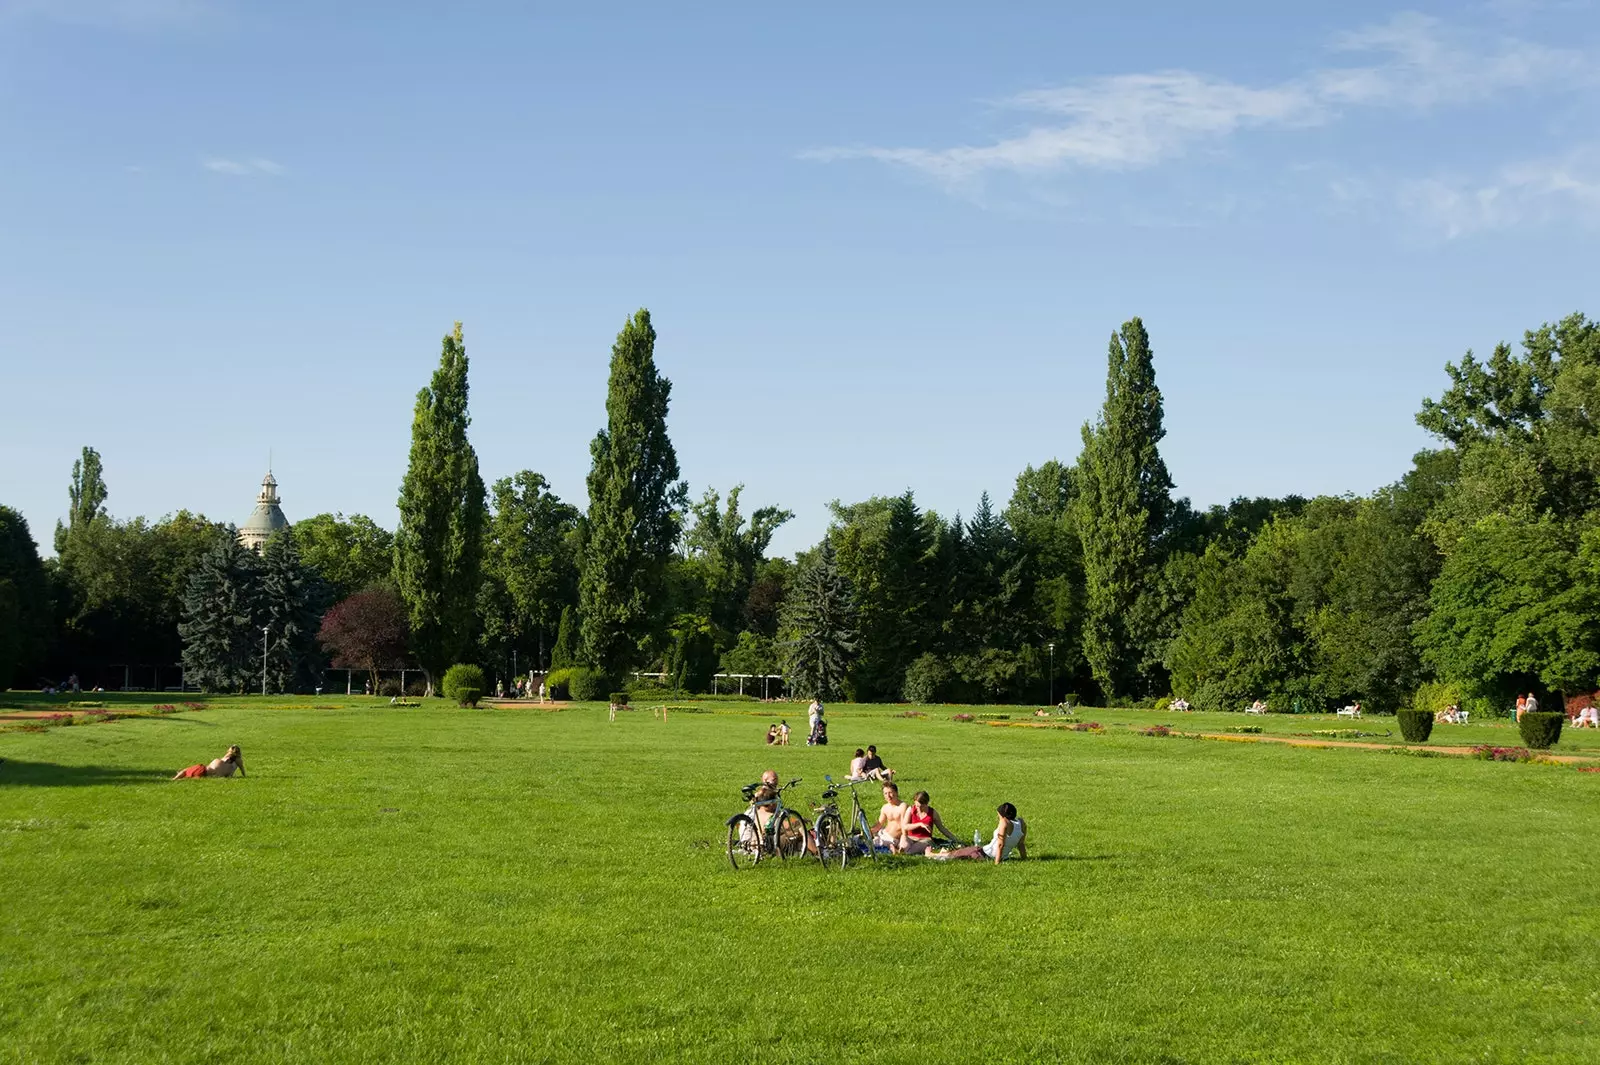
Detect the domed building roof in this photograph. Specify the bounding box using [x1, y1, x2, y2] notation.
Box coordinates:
[238, 471, 291, 551]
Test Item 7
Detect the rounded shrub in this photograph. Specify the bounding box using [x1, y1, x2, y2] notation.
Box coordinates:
[1518, 711, 1564, 750]
[1397, 709, 1434, 743]
[441, 663, 487, 708]
[544, 668, 573, 701]
[1153, 696, 1172, 712]
[903, 653, 954, 705]
[568, 667, 609, 702]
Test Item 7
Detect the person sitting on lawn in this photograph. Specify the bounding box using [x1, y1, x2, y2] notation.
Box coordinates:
[1574, 704, 1600, 728]
[172, 744, 245, 780]
[897, 790, 958, 855]
[848, 748, 868, 780]
[873, 782, 907, 849]
[930, 802, 1027, 864]
[740, 769, 782, 833]
[765, 724, 778, 746]
[861, 744, 894, 781]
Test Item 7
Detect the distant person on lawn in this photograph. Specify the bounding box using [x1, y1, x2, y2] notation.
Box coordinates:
[848, 748, 868, 780]
[172, 745, 245, 780]
[861, 745, 893, 781]
[766, 724, 778, 746]
[931, 802, 1026, 864]
[778, 720, 790, 745]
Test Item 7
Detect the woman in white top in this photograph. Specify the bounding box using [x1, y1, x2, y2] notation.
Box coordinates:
[848, 748, 868, 780]
[931, 802, 1026, 865]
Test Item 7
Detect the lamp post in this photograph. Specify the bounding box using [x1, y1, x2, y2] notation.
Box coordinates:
[1047, 642, 1055, 707]
[261, 625, 270, 697]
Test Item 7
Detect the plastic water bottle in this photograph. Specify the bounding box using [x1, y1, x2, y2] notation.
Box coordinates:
[973, 829, 982, 847]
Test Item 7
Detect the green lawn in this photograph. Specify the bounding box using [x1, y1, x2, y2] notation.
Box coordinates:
[3, 696, 1598, 1063]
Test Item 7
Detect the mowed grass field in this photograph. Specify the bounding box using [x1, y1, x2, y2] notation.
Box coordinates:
[3, 697, 1599, 1064]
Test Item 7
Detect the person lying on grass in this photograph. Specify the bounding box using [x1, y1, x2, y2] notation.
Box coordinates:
[897, 790, 958, 855]
[930, 802, 1026, 864]
[873, 782, 907, 849]
[172, 745, 245, 780]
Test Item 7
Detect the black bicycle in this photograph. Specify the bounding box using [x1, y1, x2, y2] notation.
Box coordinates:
[726, 777, 810, 870]
[810, 774, 880, 870]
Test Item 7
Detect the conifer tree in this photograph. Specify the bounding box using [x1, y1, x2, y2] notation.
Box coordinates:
[549, 605, 578, 670]
[179, 534, 263, 692]
[579, 309, 687, 679]
[258, 532, 326, 692]
[394, 322, 487, 690]
[1075, 317, 1175, 702]
[780, 541, 857, 701]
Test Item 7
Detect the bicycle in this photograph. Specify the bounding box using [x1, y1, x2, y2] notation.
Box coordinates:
[725, 777, 810, 870]
[810, 774, 882, 870]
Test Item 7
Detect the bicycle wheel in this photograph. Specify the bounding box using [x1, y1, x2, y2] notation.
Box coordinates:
[814, 813, 847, 871]
[775, 811, 809, 861]
[726, 814, 761, 870]
[856, 810, 880, 861]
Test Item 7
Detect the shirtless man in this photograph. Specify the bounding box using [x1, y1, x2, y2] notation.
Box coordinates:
[873, 782, 907, 849]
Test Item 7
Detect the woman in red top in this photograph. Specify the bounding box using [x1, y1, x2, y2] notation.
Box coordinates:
[896, 791, 957, 855]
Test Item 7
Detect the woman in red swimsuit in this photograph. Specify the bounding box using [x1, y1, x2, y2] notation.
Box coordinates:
[897, 790, 957, 855]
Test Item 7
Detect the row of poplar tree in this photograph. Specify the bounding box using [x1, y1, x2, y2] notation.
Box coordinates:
[3, 310, 1597, 712]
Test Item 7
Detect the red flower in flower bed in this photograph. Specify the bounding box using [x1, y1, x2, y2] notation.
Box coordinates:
[1140, 724, 1173, 737]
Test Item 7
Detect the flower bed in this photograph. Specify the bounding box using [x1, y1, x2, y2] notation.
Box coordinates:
[1470, 745, 1532, 763]
[1071, 721, 1104, 733]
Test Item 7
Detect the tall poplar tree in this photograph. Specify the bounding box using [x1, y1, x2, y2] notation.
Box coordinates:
[394, 322, 487, 689]
[579, 309, 687, 679]
[1075, 317, 1175, 702]
[55, 445, 108, 554]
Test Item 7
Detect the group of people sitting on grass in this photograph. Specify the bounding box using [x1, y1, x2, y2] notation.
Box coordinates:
[744, 768, 1026, 865]
[847, 745, 893, 781]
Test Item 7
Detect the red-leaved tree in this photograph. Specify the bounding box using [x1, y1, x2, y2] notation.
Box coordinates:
[318, 587, 410, 692]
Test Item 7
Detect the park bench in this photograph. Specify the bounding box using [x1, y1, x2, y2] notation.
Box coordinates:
[1336, 706, 1362, 719]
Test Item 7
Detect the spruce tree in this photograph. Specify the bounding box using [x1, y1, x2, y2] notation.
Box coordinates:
[179, 534, 263, 692]
[579, 309, 687, 679]
[1075, 317, 1175, 702]
[394, 322, 487, 690]
[259, 532, 326, 692]
[780, 541, 857, 701]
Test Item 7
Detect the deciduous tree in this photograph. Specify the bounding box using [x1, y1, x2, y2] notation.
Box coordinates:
[394, 322, 487, 689]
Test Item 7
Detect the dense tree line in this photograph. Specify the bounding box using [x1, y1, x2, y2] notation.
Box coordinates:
[6, 311, 1597, 715]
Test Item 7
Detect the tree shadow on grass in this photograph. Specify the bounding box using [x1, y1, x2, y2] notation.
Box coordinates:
[1029, 853, 1123, 863]
[0, 759, 175, 787]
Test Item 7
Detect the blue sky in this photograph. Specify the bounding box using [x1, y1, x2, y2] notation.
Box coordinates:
[1, 1, 1596, 559]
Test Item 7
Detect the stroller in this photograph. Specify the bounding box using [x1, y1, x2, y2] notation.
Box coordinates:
[807, 717, 829, 746]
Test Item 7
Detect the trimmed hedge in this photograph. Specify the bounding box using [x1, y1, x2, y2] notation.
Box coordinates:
[543, 668, 573, 700]
[1397, 709, 1434, 743]
[568, 667, 609, 702]
[441, 664, 487, 708]
[1518, 711, 1564, 750]
[609, 691, 629, 706]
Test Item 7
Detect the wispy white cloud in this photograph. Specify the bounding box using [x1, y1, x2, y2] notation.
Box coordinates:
[1401, 153, 1600, 236]
[807, 13, 1593, 185]
[203, 157, 284, 177]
